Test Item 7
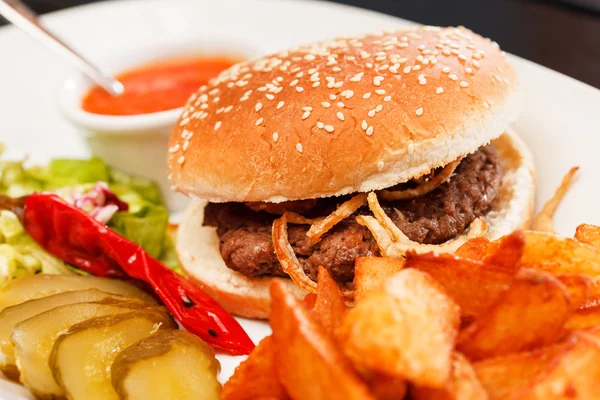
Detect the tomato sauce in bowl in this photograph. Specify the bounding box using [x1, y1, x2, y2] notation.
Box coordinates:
[81, 57, 237, 116]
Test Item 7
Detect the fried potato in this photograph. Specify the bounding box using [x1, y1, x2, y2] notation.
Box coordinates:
[473, 344, 564, 400]
[455, 237, 491, 260]
[339, 269, 460, 387]
[0, 289, 130, 381]
[303, 293, 317, 309]
[564, 305, 600, 331]
[510, 331, 600, 399]
[354, 256, 404, 301]
[574, 223, 600, 248]
[360, 370, 407, 400]
[222, 337, 289, 400]
[50, 309, 176, 400]
[555, 274, 594, 309]
[483, 230, 525, 272]
[111, 330, 221, 400]
[404, 251, 514, 320]
[457, 269, 572, 361]
[269, 280, 374, 400]
[0, 274, 155, 311]
[412, 352, 488, 400]
[519, 231, 600, 278]
[11, 299, 150, 399]
[312, 266, 347, 335]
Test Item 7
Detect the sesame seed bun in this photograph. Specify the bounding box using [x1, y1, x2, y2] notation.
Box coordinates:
[176, 130, 536, 319]
[168, 26, 523, 203]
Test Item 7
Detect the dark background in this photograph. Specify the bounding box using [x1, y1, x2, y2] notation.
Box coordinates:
[1, 0, 599, 89]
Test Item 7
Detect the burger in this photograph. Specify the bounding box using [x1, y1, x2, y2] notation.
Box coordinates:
[168, 26, 535, 318]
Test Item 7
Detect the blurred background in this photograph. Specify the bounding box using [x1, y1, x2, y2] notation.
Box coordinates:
[1, 0, 599, 89]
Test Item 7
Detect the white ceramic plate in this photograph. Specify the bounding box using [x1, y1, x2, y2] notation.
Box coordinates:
[1, 0, 600, 398]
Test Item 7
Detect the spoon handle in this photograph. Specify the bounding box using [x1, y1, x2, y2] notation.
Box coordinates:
[0, 0, 124, 96]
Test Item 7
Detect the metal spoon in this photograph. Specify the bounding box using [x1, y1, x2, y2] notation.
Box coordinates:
[0, 0, 124, 96]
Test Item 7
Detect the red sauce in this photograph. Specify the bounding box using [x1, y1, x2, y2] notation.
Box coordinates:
[82, 57, 238, 116]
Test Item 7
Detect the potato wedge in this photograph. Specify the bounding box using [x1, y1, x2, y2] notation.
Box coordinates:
[510, 331, 600, 399]
[312, 267, 346, 335]
[269, 280, 374, 400]
[0, 274, 155, 311]
[565, 305, 600, 331]
[12, 299, 150, 399]
[111, 330, 220, 400]
[339, 269, 460, 387]
[222, 336, 289, 400]
[473, 345, 564, 400]
[483, 230, 525, 272]
[50, 308, 175, 400]
[404, 251, 514, 320]
[354, 256, 404, 302]
[0, 289, 130, 380]
[458, 269, 572, 361]
[455, 237, 491, 260]
[574, 223, 600, 248]
[518, 231, 600, 279]
[360, 370, 407, 400]
[412, 352, 488, 400]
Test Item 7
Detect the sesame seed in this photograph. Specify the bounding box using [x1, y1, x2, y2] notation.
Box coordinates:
[304, 54, 315, 61]
[327, 81, 335, 89]
[375, 89, 386, 95]
[169, 144, 180, 153]
[465, 67, 473, 74]
[483, 101, 490, 109]
[363, 92, 372, 99]
[442, 66, 451, 73]
[296, 71, 304, 77]
[296, 87, 304, 92]
[416, 108, 424, 116]
[419, 78, 427, 85]
[266, 94, 275, 100]
[472, 60, 480, 68]
[302, 111, 311, 120]
[337, 112, 345, 121]
[321, 102, 331, 108]
[273, 132, 279, 142]
[332, 66, 342, 72]
[448, 74, 458, 81]
[178, 156, 185, 164]
[460, 81, 469, 88]
[436, 87, 444, 94]
[337, 102, 345, 108]
[302, 106, 313, 111]
[256, 117, 264, 126]
[255, 103, 263, 112]
[277, 101, 285, 109]
[350, 72, 364, 82]
[312, 82, 320, 88]
[324, 125, 335, 133]
[366, 126, 374, 136]
[384, 95, 392, 102]
[290, 79, 299, 86]
[214, 121, 222, 130]
[413, 65, 421, 71]
[334, 81, 343, 88]
[343, 90, 354, 99]
[361, 120, 368, 130]
[458, 54, 467, 61]
[403, 66, 412, 74]
[373, 76, 383, 86]
[179, 117, 190, 126]
[377, 161, 384, 171]
[375, 104, 383, 112]
[296, 143, 303, 153]
[317, 121, 325, 129]
[368, 109, 376, 118]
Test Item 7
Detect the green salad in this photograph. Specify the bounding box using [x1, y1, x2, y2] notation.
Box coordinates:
[0, 150, 181, 287]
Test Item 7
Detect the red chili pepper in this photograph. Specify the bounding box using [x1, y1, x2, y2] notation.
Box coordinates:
[20, 193, 254, 355]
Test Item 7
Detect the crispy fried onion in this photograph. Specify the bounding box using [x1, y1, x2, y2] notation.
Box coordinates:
[272, 212, 354, 300]
[533, 166, 579, 233]
[306, 193, 368, 245]
[356, 192, 488, 257]
[377, 159, 461, 201]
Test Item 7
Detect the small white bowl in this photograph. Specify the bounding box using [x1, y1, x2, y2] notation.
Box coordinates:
[58, 36, 261, 211]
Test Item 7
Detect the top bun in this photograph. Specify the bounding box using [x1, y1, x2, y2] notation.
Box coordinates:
[168, 26, 523, 203]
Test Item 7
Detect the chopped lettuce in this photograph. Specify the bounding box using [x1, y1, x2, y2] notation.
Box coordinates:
[0, 152, 181, 284]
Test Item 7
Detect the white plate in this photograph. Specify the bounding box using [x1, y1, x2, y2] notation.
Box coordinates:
[0, 0, 600, 397]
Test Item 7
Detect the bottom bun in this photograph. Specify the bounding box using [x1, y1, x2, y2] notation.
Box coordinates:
[177, 129, 535, 319]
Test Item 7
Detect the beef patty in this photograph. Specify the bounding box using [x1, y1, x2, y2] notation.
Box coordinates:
[203, 145, 503, 283]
